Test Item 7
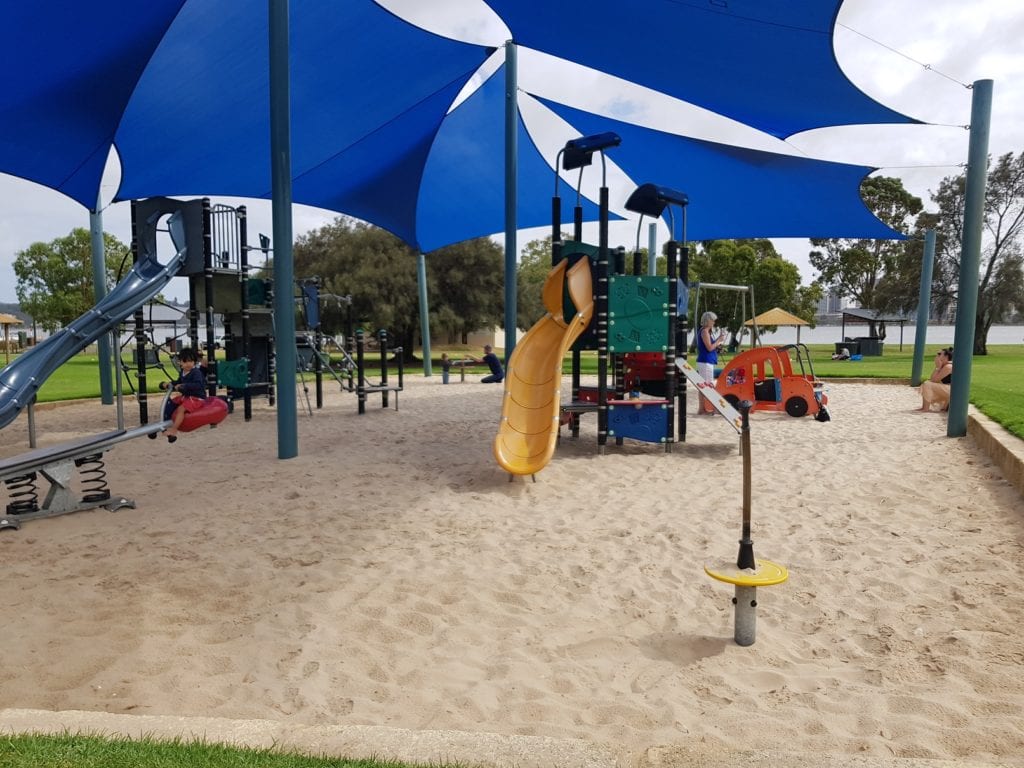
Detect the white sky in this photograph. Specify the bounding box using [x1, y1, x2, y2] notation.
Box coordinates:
[1, 0, 1022, 304]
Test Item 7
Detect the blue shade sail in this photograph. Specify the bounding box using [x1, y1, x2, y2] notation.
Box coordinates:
[538, 97, 903, 241]
[484, 0, 917, 138]
[416, 67, 612, 253]
[0, 0, 902, 251]
[114, 1, 490, 206]
[0, 1, 187, 207]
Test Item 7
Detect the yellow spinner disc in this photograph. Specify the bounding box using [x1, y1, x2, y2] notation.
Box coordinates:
[705, 558, 788, 587]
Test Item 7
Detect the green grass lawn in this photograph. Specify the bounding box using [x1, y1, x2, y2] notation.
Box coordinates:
[0, 733, 460, 768]
[11, 343, 1024, 440]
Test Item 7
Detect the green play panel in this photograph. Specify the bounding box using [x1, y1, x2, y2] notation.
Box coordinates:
[607, 275, 669, 352]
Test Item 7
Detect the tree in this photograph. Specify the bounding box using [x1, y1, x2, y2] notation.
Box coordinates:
[930, 152, 1024, 354]
[516, 236, 559, 329]
[427, 238, 505, 343]
[293, 218, 420, 359]
[14, 228, 131, 332]
[809, 176, 923, 336]
[688, 239, 821, 344]
[292, 217, 504, 358]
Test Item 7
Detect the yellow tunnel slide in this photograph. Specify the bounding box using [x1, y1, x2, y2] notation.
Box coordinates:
[493, 257, 594, 476]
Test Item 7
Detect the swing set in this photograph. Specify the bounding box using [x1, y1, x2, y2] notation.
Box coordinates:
[688, 282, 759, 352]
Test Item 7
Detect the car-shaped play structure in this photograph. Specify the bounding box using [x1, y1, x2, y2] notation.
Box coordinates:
[716, 343, 830, 421]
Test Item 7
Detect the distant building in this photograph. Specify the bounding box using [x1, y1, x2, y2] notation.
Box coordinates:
[466, 327, 525, 350]
[816, 291, 845, 323]
[117, 300, 224, 349]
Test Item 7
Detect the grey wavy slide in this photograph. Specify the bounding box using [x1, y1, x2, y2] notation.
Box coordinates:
[0, 212, 187, 430]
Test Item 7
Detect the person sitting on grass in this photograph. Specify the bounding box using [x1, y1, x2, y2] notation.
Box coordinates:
[917, 347, 953, 412]
[159, 348, 207, 442]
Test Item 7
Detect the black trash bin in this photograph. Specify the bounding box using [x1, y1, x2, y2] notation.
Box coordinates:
[855, 337, 884, 356]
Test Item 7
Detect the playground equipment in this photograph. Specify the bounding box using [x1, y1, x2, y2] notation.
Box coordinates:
[558, 180, 695, 454]
[493, 257, 594, 476]
[0, 211, 189, 431]
[716, 343, 830, 421]
[688, 281, 758, 352]
[126, 197, 275, 425]
[0, 422, 169, 531]
[293, 280, 367, 414]
[354, 328, 404, 414]
[116, 301, 187, 396]
[492, 134, 741, 477]
[0, 209, 206, 530]
[147, 383, 230, 437]
[704, 401, 788, 646]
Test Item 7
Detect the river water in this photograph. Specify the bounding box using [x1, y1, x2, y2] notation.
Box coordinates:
[752, 324, 1024, 348]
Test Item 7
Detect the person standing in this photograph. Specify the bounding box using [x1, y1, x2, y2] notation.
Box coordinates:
[440, 352, 452, 384]
[695, 311, 724, 413]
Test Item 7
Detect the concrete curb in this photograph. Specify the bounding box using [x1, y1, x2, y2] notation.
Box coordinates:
[0, 709, 621, 768]
[967, 406, 1024, 499]
[3, 709, 1021, 768]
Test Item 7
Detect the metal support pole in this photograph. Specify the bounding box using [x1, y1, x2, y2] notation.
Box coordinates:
[503, 40, 518, 362]
[949, 80, 993, 438]
[733, 585, 757, 646]
[665, 240, 678, 451]
[596, 186, 609, 452]
[647, 222, 657, 276]
[910, 230, 936, 386]
[677, 246, 689, 442]
[270, 0, 297, 458]
[417, 251, 432, 376]
[27, 399, 37, 449]
[89, 208, 113, 405]
[737, 401, 755, 570]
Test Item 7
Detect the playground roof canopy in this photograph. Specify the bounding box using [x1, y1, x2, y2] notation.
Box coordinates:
[0, 0, 915, 251]
[841, 308, 913, 324]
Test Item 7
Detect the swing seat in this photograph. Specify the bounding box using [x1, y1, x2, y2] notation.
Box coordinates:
[174, 396, 229, 432]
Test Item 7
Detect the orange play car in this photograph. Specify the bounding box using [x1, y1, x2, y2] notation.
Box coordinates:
[715, 344, 830, 421]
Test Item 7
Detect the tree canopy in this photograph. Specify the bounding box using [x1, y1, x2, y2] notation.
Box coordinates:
[291, 217, 504, 358]
[808, 176, 923, 335]
[688, 239, 821, 343]
[814, 158, 1024, 355]
[13, 228, 130, 332]
[930, 152, 1024, 354]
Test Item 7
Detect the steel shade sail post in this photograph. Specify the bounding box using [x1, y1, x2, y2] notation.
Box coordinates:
[948, 80, 993, 438]
[910, 229, 936, 387]
[417, 251, 432, 376]
[270, 0, 297, 459]
[647, 222, 657, 276]
[503, 40, 518, 363]
[90, 208, 113, 405]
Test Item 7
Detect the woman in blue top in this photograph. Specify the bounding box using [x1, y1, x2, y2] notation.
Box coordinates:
[696, 311, 724, 414]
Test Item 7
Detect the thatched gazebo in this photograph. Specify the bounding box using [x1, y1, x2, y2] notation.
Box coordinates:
[744, 306, 809, 344]
[0, 312, 22, 366]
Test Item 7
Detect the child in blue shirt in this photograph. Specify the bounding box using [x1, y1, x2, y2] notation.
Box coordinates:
[159, 348, 206, 442]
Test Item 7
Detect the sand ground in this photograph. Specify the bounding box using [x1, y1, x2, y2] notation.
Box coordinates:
[1, 377, 1022, 763]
